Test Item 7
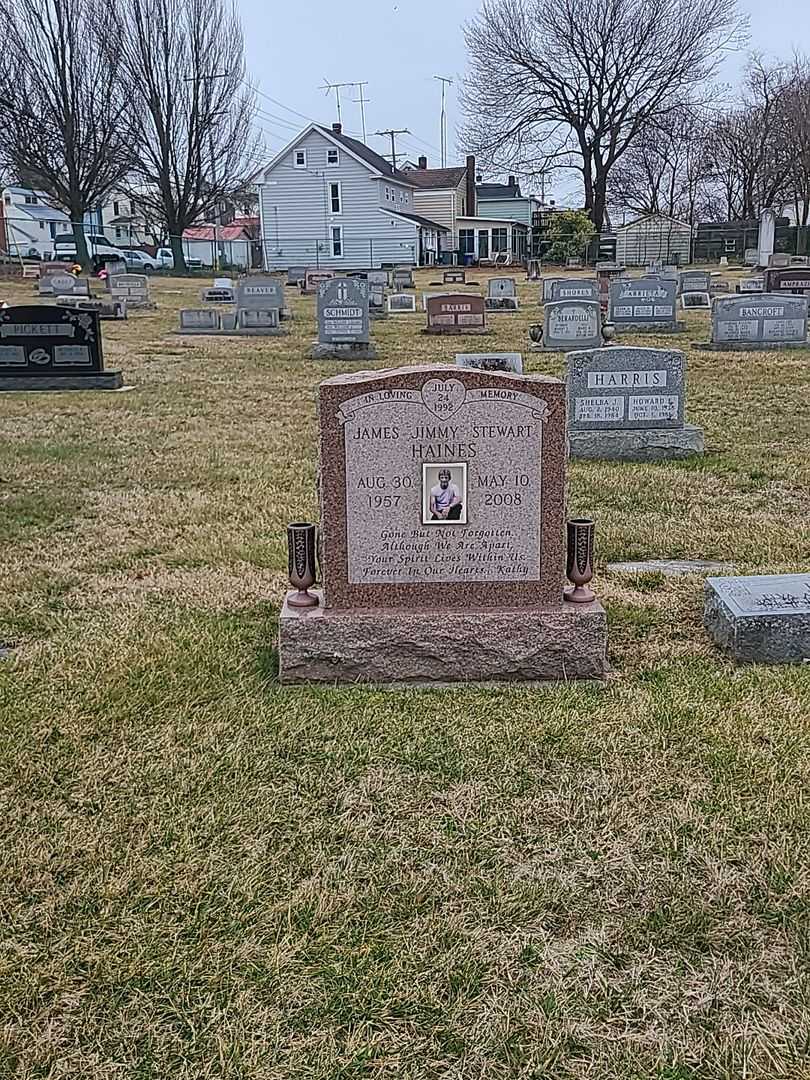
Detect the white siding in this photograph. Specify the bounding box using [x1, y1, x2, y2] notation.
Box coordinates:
[616, 216, 692, 266]
[411, 188, 458, 234]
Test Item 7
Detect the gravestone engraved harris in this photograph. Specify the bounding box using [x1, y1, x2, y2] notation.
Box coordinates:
[542, 300, 602, 350]
[278, 364, 608, 684]
[424, 294, 488, 335]
[0, 305, 122, 390]
[705, 574, 810, 663]
[701, 294, 809, 350]
[609, 277, 680, 332]
[310, 276, 376, 359]
[566, 346, 704, 460]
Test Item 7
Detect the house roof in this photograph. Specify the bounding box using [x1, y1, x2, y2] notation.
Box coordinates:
[403, 166, 468, 190]
[21, 204, 69, 222]
[315, 125, 413, 184]
[477, 182, 522, 199]
[616, 212, 692, 231]
[183, 224, 252, 241]
[383, 209, 449, 232]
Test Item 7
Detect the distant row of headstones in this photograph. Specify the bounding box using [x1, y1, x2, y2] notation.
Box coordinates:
[34, 261, 154, 320]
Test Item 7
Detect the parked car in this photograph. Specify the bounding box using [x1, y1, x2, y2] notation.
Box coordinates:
[120, 248, 159, 272]
[155, 247, 203, 270]
[54, 233, 125, 272]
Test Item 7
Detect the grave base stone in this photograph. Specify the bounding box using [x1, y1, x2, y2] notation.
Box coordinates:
[308, 341, 378, 361]
[279, 594, 608, 685]
[704, 574, 810, 663]
[568, 423, 705, 461]
[0, 372, 123, 391]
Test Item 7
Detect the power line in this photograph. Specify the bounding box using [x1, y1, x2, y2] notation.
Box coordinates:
[373, 128, 409, 171]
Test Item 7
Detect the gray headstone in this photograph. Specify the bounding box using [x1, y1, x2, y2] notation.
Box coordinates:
[705, 574, 810, 663]
[421, 291, 452, 311]
[110, 274, 150, 303]
[712, 294, 809, 345]
[392, 267, 414, 289]
[237, 308, 280, 329]
[455, 352, 523, 374]
[485, 296, 519, 312]
[679, 271, 711, 294]
[744, 248, 759, 267]
[236, 277, 284, 310]
[681, 291, 710, 310]
[737, 276, 764, 293]
[551, 279, 599, 302]
[369, 282, 385, 309]
[180, 309, 219, 330]
[768, 253, 791, 269]
[609, 277, 677, 329]
[387, 293, 416, 313]
[287, 266, 307, 285]
[543, 300, 602, 350]
[487, 277, 516, 298]
[317, 276, 370, 344]
[201, 287, 235, 304]
[214, 277, 234, 289]
[367, 270, 389, 288]
[567, 346, 685, 431]
[542, 277, 565, 301]
[444, 268, 466, 285]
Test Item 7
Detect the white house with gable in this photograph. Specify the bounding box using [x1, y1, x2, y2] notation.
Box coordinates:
[257, 122, 448, 270]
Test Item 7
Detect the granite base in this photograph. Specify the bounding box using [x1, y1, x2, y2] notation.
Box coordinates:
[308, 343, 379, 360]
[694, 341, 810, 351]
[422, 327, 492, 336]
[278, 592, 609, 685]
[614, 322, 688, 334]
[568, 423, 704, 461]
[0, 371, 124, 391]
[174, 328, 288, 337]
[704, 582, 810, 663]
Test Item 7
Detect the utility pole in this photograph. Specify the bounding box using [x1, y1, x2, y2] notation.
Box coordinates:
[374, 128, 409, 171]
[353, 82, 369, 142]
[319, 80, 355, 127]
[434, 76, 453, 168]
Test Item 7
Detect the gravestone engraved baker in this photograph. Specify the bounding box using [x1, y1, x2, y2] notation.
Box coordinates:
[764, 268, 810, 298]
[566, 345, 704, 460]
[277, 364, 608, 684]
[681, 291, 710, 310]
[388, 293, 416, 314]
[552, 279, 600, 302]
[424, 294, 488, 335]
[444, 268, 466, 284]
[392, 267, 414, 290]
[678, 270, 711, 294]
[456, 352, 523, 374]
[542, 300, 602, 350]
[310, 276, 376, 359]
[699, 294, 809, 350]
[609, 277, 680, 332]
[705, 574, 810, 663]
[0, 305, 122, 390]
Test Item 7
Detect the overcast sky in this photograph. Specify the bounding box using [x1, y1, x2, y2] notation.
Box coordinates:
[242, 0, 809, 204]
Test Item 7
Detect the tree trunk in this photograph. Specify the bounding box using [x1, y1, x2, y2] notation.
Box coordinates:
[591, 168, 608, 233]
[72, 215, 90, 270]
[169, 231, 187, 273]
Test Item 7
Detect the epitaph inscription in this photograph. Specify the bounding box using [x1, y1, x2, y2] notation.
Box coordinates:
[712, 294, 809, 344]
[567, 346, 685, 431]
[543, 300, 602, 349]
[0, 305, 103, 376]
[609, 277, 677, 329]
[551, 279, 599, 302]
[317, 277, 369, 344]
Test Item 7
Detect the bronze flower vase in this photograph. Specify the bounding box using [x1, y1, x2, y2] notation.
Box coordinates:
[287, 522, 319, 608]
[565, 518, 596, 603]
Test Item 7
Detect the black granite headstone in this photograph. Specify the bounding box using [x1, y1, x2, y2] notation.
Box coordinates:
[0, 305, 121, 390]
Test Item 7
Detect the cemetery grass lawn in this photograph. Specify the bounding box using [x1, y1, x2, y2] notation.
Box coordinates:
[2, 270, 810, 1080]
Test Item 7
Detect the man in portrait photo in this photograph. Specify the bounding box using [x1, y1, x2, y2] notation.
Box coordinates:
[429, 468, 463, 521]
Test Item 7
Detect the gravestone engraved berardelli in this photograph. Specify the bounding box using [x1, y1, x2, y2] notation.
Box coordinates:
[705, 574, 810, 663]
[455, 352, 523, 374]
[609, 277, 680, 332]
[424, 294, 488, 335]
[701, 294, 809, 349]
[566, 346, 704, 460]
[310, 276, 376, 359]
[278, 364, 608, 684]
[388, 293, 417, 314]
[0, 305, 122, 390]
[551, 279, 600, 302]
[542, 300, 602, 350]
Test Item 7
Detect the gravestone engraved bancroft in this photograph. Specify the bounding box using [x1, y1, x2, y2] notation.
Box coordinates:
[551, 279, 600, 302]
[310, 276, 376, 359]
[0, 305, 122, 390]
[567, 346, 704, 460]
[424, 294, 489, 335]
[278, 364, 608, 684]
[542, 300, 602, 350]
[609, 277, 681, 332]
[705, 574, 810, 663]
[456, 352, 523, 374]
[699, 294, 809, 350]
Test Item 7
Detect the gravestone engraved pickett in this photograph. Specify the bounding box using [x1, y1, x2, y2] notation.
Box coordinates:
[278, 364, 608, 684]
[424, 294, 489, 335]
[542, 300, 602, 350]
[699, 294, 809, 350]
[609, 277, 680, 332]
[0, 305, 122, 390]
[566, 346, 704, 460]
[705, 574, 810, 663]
[310, 276, 376, 359]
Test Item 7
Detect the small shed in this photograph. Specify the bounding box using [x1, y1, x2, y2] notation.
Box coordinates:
[615, 214, 692, 266]
[182, 223, 254, 269]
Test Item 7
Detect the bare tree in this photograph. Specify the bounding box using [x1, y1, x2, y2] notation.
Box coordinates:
[0, 0, 131, 266]
[112, 0, 258, 271]
[461, 0, 748, 230]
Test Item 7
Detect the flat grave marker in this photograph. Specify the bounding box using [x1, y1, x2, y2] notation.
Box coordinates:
[705, 574, 810, 664]
[444, 268, 466, 284]
[455, 352, 523, 373]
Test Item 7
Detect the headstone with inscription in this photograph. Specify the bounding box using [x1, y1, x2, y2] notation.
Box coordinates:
[542, 300, 602, 351]
[367, 270, 390, 289]
[41, 273, 91, 299]
[201, 285, 235, 304]
[681, 291, 710, 310]
[287, 266, 307, 286]
[0, 305, 122, 390]
[37, 265, 77, 295]
[56, 296, 127, 320]
[485, 277, 519, 312]
[103, 258, 127, 282]
[699, 294, 809, 350]
[737, 275, 764, 293]
[179, 309, 220, 332]
[566, 346, 704, 460]
[768, 253, 791, 269]
[764, 268, 810, 298]
[310, 276, 376, 359]
[542, 277, 565, 301]
[392, 267, 415, 290]
[552, 279, 599, 302]
[456, 352, 523, 374]
[109, 274, 154, 309]
[278, 364, 608, 684]
[388, 293, 417, 314]
[236, 308, 283, 333]
[609, 277, 680, 332]
[444, 268, 466, 285]
[301, 269, 334, 295]
[705, 574, 810, 663]
[424, 294, 489, 335]
[678, 270, 711, 294]
[235, 277, 288, 324]
[744, 248, 759, 267]
[369, 281, 386, 319]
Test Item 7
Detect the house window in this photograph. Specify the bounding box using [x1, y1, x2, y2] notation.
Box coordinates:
[459, 229, 475, 255]
[294, 149, 307, 169]
[3, 196, 10, 205]
[39, 221, 44, 230]
[329, 182, 341, 214]
[492, 227, 508, 252]
[24, 194, 38, 205]
[327, 148, 339, 166]
[113, 200, 120, 216]
[331, 225, 343, 256]
[115, 227, 123, 239]
[724, 238, 736, 253]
